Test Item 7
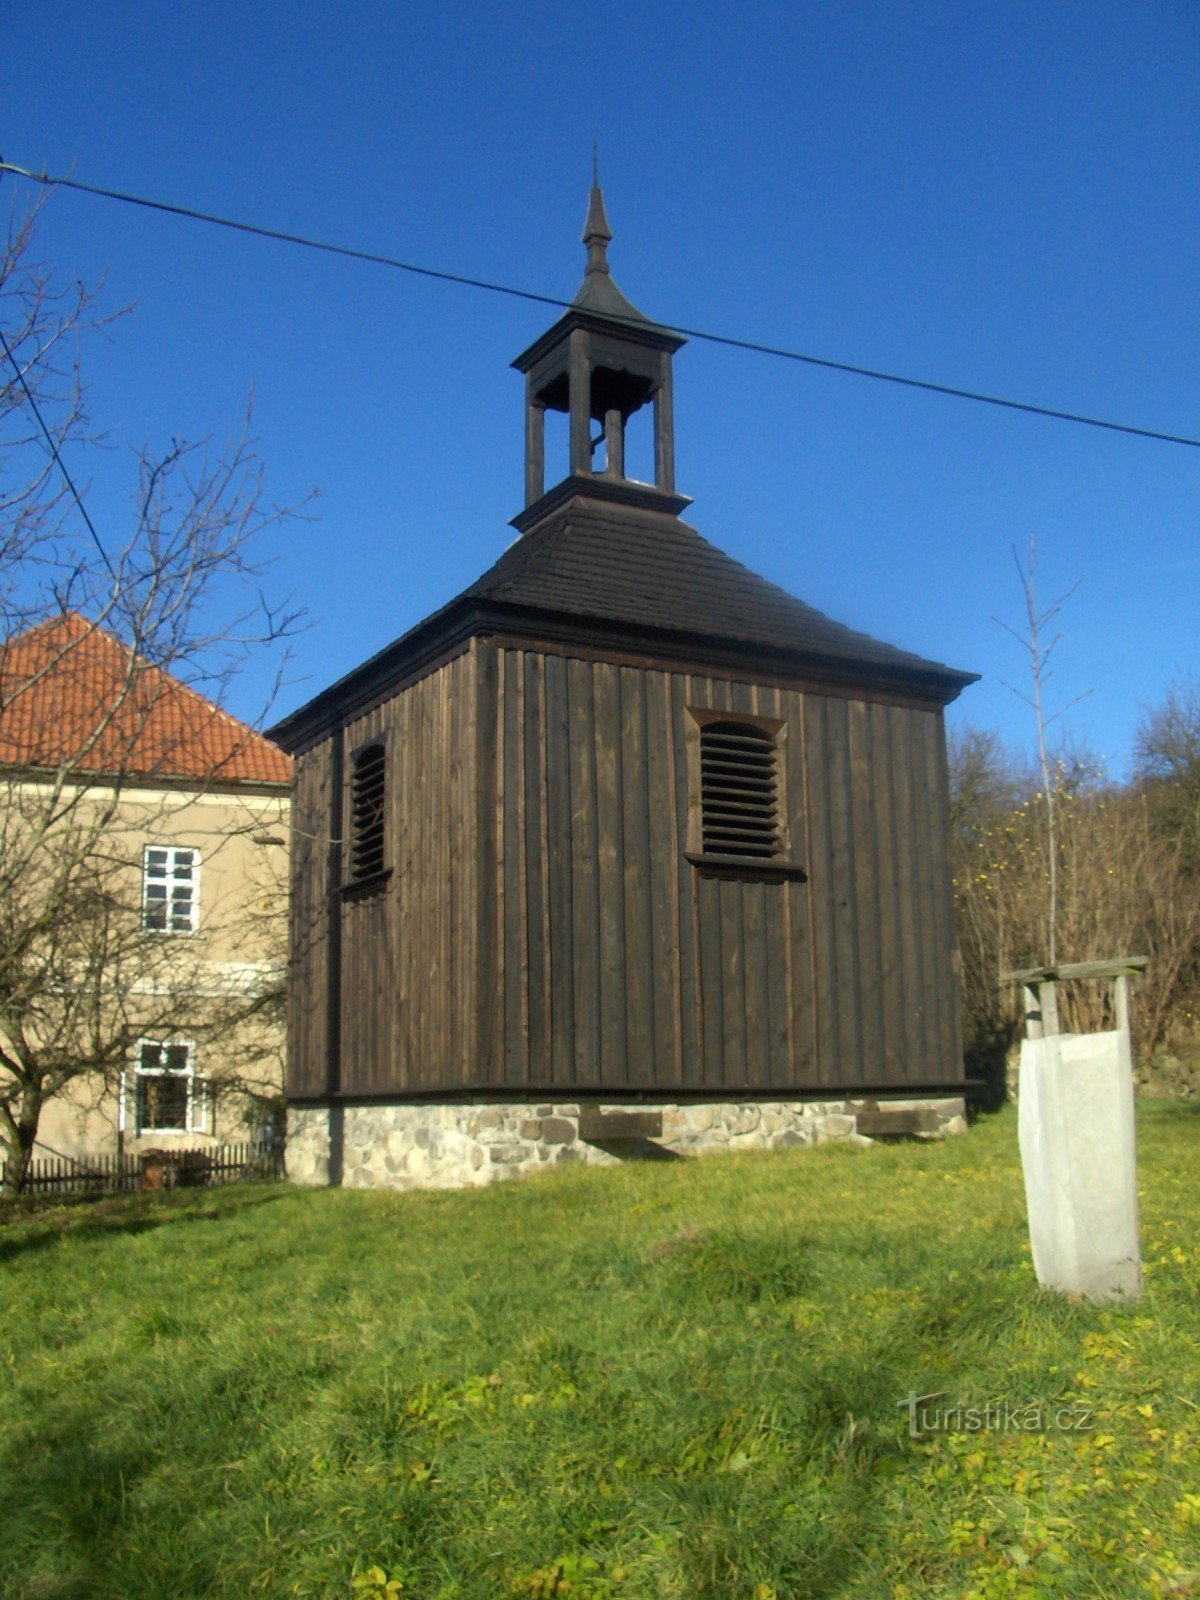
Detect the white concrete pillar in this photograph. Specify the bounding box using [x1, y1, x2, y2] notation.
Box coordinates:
[1017, 1030, 1142, 1301]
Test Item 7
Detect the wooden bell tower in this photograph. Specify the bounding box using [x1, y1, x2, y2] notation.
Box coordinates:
[511, 182, 690, 533]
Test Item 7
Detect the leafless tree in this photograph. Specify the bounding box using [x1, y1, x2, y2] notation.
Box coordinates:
[991, 534, 1088, 966]
[0, 198, 306, 1193]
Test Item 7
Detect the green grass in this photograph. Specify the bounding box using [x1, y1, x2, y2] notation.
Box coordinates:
[0, 1105, 1197, 1600]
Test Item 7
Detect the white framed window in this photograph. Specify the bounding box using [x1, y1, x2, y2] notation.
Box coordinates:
[142, 846, 200, 933]
[124, 1039, 213, 1135]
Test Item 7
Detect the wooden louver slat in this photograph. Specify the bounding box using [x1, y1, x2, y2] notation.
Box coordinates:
[700, 721, 780, 858]
[350, 743, 387, 880]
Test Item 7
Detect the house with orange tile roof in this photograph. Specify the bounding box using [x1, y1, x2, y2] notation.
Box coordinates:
[0, 612, 292, 1172]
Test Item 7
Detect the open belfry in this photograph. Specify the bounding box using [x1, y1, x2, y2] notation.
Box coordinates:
[271, 184, 977, 1188]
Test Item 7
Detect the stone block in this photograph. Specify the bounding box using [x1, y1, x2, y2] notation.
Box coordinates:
[518, 1118, 544, 1141]
[729, 1106, 762, 1135]
[540, 1117, 576, 1144]
[773, 1127, 815, 1150]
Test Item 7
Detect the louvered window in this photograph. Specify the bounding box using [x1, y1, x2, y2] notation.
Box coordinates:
[699, 721, 781, 860]
[350, 743, 387, 881]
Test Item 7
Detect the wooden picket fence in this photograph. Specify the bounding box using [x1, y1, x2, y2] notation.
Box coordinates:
[1, 1140, 285, 1198]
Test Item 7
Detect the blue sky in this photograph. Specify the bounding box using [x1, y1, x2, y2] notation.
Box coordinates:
[6, 0, 1198, 777]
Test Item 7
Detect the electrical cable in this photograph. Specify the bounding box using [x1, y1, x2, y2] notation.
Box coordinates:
[2, 158, 1198, 451]
[0, 319, 116, 578]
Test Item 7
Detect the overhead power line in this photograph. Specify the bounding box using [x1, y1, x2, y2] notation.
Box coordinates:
[2, 157, 1198, 451]
[0, 320, 116, 577]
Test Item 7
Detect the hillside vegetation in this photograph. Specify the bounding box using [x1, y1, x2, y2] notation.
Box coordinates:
[1, 1105, 1197, 1599]
[951, 682, 1200, 1096]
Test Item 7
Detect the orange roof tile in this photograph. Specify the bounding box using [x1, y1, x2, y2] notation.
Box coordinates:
[0, 613, 291, 786]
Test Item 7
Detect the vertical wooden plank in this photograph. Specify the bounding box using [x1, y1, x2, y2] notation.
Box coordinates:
[593, 661, 627, 1085]
[686, 674, 725, 1089]
[849, 699, 885, 1082]
[869, 701, 906, 1084]
[515, 657, 530, 1082]
[718, 877, 748, 1087]
[888, 703, 926, 1084]
[925, 710, 961, 1082]
[474, 638, 500, 1085]
[416, 684, 432, 1088]
[787, 689, 817, 1084]
[620, 665, 654, 1082]
[748, 681, 774, 1081]
[543, 652, 575, 1088]
[568, 655, 601, 1087]
[454, 651, 475, 1085]
[392, 688, 412, 1088]
[803, 695, 837, 1085]
[493, 653, 508, 1085]
[287, 746, 332, 1097]
[646, 670, 679, 1086]
[523, 652, 550, 1085]
[824, 695, 863, 1084]
[915, 710, 953, 1075]
[667, 671, 700, 1087]
[502, 650, 527, 1084]
[444, 662, 457, 1088]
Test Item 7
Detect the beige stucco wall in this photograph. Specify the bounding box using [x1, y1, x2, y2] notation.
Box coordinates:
[4, 776, 290, 1163]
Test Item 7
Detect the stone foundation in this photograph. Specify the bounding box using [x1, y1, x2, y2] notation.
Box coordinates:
[286, 1096, 967, 1191]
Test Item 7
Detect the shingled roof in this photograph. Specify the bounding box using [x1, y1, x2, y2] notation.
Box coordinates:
[270, 493, 974, 751]
[466, 498, 969, 680]
[0, 613, 291, 786]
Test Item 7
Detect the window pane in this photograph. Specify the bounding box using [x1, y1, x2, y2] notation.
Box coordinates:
[143, 847, 199, 932]
[137, 1071, 189, 1131]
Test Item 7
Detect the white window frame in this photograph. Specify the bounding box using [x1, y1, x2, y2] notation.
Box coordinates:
[142, 845, 201, 934]
[125, 1039, 212, 1136]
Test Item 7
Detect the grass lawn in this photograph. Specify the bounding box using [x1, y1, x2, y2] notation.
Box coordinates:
[1, 1104, 1197, 1600]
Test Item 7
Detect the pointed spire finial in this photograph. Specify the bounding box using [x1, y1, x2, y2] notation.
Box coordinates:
[582, 150, 612, 278]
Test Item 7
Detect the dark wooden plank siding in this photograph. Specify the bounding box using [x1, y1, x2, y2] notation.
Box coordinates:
[802, 694, 837, 1086]
[300, 643, 962, 1103]
[848, 698, 885, 1083]
[286, 745, 333, 1097]
[867, 701, 901, 1081]
[619, 665, 653, 1083]
[329, 649, 477, 1097]
[542, 651, 575, 1087]
[479, 648, 962, 1097]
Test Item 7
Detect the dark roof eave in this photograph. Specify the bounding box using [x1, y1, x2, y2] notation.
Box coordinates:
[267, 594, 485, 751]
[512, 305, 685, 373]
[479, 599, 979, 705]
[269, 594, 978, 750]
